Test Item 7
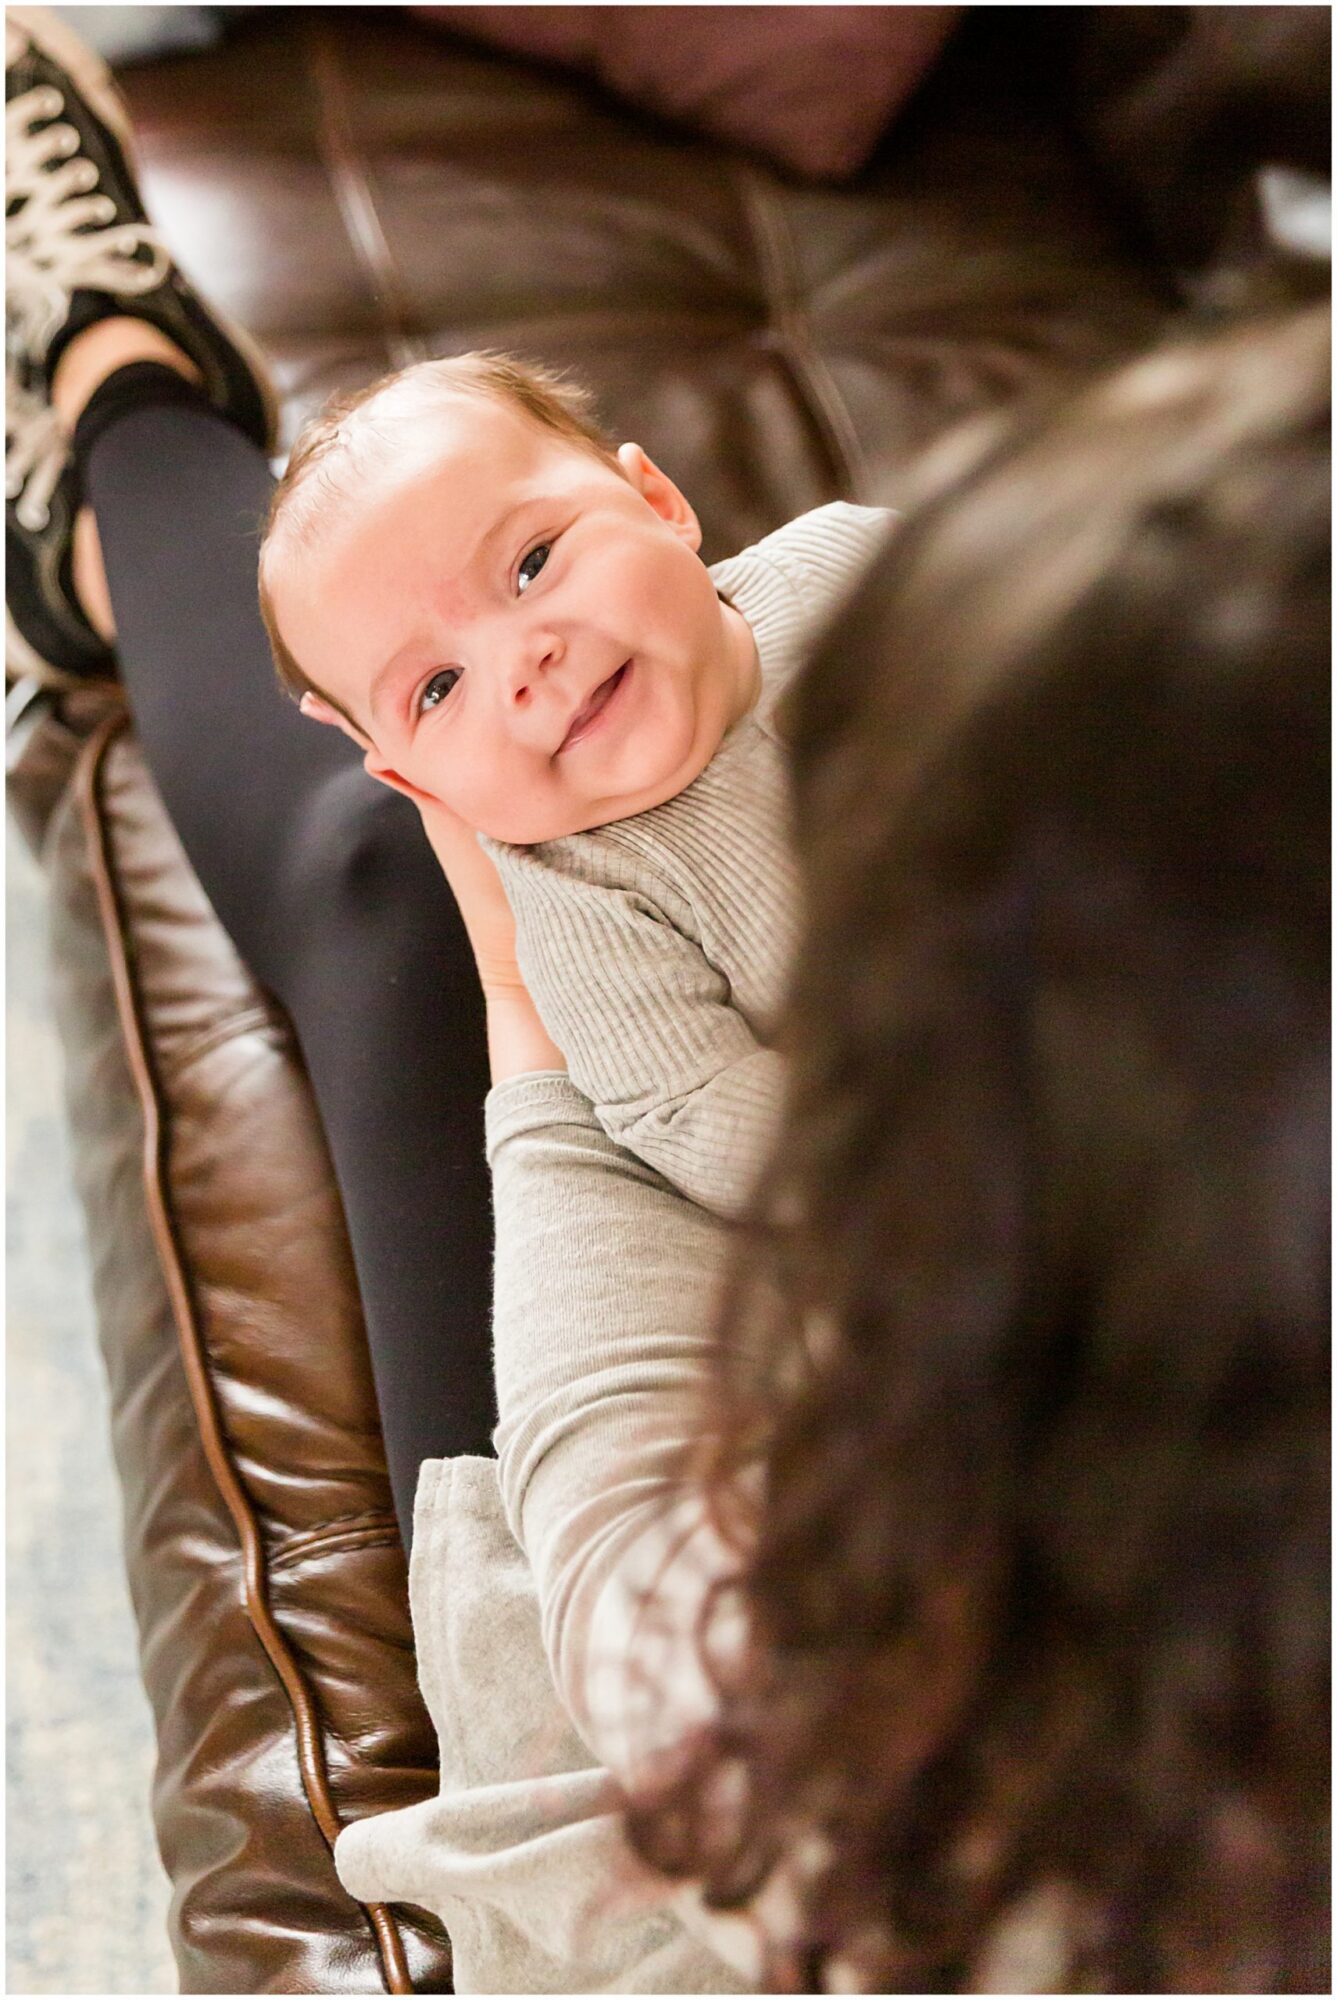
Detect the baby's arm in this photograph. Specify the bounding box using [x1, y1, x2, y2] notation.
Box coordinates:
[493, 848, 785, 1219]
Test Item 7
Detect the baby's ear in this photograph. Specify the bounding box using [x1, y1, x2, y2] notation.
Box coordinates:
[617, 442, 701, 551]
[298, 690, 372, 752]
[360, 750, 437, 811]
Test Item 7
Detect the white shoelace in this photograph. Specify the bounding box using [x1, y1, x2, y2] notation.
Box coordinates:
[5, 371, 65, 531]
[6, 79, 169, 528]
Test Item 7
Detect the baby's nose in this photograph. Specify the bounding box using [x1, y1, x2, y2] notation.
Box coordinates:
[504, 630, 564, 705]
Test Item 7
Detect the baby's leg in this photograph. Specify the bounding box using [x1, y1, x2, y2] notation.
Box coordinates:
[76, 378, 494, 1546]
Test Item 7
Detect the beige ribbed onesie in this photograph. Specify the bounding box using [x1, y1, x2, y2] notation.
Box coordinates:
[482, 500, 895, 1216]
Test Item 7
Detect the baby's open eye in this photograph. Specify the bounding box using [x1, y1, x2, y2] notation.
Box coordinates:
[418, 666, 462, 714]
[517, 543, 550, 592]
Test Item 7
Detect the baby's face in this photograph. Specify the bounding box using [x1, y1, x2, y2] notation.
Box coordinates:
[270, 394, 758, 843]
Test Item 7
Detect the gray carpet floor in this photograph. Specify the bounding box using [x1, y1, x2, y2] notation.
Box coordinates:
[7, 824, 177, 1995]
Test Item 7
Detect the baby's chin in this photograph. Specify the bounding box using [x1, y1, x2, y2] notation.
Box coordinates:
[496, 728, 730, 844]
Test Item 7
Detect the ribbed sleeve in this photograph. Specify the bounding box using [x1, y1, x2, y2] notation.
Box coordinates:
[486, 1074, 732, 1746]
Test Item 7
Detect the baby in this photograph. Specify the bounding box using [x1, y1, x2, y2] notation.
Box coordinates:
[260, 354, 891, 1216]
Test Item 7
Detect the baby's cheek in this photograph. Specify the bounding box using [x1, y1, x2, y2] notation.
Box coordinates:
[411, 741, 475, 824]
[649, 555, 708, 631]
[438, 744, 556, 845]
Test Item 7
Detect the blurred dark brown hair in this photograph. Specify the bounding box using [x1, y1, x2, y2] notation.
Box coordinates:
[628, 304, 1331, 1992]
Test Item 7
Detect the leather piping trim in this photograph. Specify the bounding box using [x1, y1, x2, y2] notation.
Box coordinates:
[75, 713, 416, 1998]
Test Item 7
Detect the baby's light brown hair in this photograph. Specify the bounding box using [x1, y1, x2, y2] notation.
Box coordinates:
[258, 351, 620, 725]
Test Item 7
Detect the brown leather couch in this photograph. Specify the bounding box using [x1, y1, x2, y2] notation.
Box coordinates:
[8, 7, 1326, 1991]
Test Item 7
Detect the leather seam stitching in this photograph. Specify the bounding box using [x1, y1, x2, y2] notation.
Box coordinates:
[270, 1527, 404, 1575]
[269, 1513, 402, 1572]
[279, 1503, 402, 1540]
[737, 160, 869, 498]
[74, 715, 418, 1998]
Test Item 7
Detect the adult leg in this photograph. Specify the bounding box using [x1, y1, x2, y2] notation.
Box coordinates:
[76, 379, 496, 1544]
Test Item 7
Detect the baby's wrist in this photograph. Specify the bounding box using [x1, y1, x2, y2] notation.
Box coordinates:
[484, 984, 566, 1083]
[475, 959, 528, 995]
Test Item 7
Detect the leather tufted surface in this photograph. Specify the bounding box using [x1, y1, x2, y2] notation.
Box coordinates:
[117, 9, 1167, 539]
[15, 4, 1263, 1991]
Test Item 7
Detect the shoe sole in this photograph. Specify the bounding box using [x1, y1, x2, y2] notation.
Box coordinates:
[7, 4, 281, 455]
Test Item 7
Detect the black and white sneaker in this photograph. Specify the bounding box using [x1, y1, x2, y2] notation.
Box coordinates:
[5, 5, 279, 686]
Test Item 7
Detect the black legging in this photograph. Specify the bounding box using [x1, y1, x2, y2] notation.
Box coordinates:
[79, 383, 495, 1549]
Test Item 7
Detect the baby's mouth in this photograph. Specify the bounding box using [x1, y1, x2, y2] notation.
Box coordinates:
[559, 661, 630, 752]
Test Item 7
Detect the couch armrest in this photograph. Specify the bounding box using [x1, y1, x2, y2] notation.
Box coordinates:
[43, 717, 452, 1994]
